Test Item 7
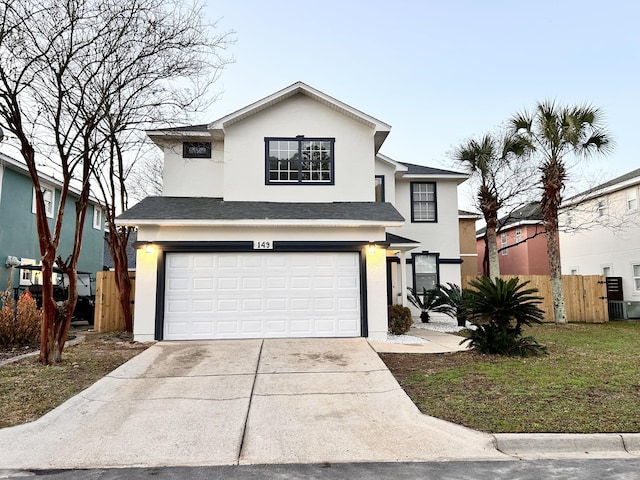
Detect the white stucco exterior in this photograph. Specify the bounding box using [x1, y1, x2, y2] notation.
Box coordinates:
[125, 82, 468, 341]
[560, 174, 640, 304]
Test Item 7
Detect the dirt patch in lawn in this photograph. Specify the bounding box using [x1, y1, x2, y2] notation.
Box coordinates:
[0, 330, 151, 428]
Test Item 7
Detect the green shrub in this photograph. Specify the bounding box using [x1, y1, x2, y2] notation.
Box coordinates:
[435, 283, 469, 327]
[407, 287, 446, 323]
[388, 304, 413, 335]
[461, 276, 547, 356]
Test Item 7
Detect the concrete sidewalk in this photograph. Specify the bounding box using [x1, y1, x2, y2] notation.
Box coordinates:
[0, 338, 504, 470]
[368, 327, 469, 353]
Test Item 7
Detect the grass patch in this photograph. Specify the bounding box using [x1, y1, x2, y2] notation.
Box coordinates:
[380, 321, 640, 433]
[0, 331, 149, 428]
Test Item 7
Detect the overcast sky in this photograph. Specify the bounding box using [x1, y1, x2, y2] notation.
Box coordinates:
[205, 0, 639, 210]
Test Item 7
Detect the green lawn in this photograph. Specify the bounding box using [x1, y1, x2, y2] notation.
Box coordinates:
[380, 321, 640, 433]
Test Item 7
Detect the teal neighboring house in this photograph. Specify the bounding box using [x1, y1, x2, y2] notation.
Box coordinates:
[0, 152, 104, 294]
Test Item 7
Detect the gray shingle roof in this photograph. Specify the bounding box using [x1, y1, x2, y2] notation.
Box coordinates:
[399, 161, 466, 176]
[146, 124, 209, 133]
[564, 167, 640, 202]
[476, 202, 542, 235]
[117, 197, 404, 223]
[386, 233, 420, 244]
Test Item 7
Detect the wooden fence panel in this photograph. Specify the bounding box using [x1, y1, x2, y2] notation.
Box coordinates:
[94, 271, 136, 332]
[461, 274, 608, 323]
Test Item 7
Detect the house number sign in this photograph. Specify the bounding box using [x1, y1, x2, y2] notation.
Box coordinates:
[253, 240, 273, 250]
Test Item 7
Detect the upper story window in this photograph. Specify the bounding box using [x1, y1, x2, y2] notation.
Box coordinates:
[375, 175, 385, 202]
[596, 199, 608, 217]
[500, 232, 508, 255]
[410, 182, 437, 222]
[634, 264, 640, 291]
[515, 228, 522, 243]
[183, 142, 211, 158]
[93, 205, 102, 230]
[265, 137, 334, 185]
[626, 188, 638, 211]
[32, 185, 55, 218]
[412, 252, 439, 291]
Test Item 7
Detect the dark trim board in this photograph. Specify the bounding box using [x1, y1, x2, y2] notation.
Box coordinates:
[154, 243, 370, 341]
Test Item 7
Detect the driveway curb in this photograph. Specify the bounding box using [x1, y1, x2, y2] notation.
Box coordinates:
[493, 433, 640, 459]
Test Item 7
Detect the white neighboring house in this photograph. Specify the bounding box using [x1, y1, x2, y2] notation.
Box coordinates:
[559, 167, 640, 318]
[117, 82, 468, 342]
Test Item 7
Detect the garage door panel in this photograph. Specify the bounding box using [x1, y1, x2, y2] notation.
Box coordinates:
[164, 252, 361, 340]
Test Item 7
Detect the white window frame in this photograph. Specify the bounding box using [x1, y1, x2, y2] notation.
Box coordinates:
[515, 228, 522, 243]
[596, 199, 608, 217]
[32, 184, 55, 218]
[93, 205, 102, 230]
[19, 258, 35, 285]
[633, 264, 640, 292]
[626, 188, 638, 211]
[500, 232, 507, 255]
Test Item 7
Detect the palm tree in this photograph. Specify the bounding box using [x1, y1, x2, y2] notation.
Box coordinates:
[453, 132, 530, 277]
[510, 101, 611, 324]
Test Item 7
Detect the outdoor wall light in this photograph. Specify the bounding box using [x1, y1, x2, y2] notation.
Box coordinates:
[368, 243, 376, 255]
[145, 242, 154, 254]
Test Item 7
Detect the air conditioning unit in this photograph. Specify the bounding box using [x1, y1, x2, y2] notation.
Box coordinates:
[626, 302, 640, 319]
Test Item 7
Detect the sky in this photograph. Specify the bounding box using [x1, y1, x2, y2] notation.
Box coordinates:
[202, 0, 639, 210]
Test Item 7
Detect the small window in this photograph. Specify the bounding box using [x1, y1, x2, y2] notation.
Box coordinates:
[183, 142, 211, 158]
[265, 137, 334, 184]
[602, 266, 612, 277]
[375, 175, 385, 202]
[633, 264, 640, 292]
[32, 185, 55, 218]
[410, 182, 437, 222]
[412, 253, 439, 291]
[515, 228, 522, 243]
[93, 205, 102, 230]
[597, 199, 608, 217]
[501, 233, 508, 255]
[627, 188, 638, 211]
[20, 258, 35, 285]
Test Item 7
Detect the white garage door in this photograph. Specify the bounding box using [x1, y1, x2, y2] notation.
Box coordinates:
[163, 252, 361, 340]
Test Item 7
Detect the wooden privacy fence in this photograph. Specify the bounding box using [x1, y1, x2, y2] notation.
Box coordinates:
[94, 271, 136, 332]
[461, 275, 608, 323]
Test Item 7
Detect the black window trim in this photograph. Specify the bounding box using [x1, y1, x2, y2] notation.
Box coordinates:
[183, 141, 212, 159]
[375, 175, 385, 202]
[265, 136, 335, 186]
[410, 181, 438, 223]
[411, 251, 440, 292]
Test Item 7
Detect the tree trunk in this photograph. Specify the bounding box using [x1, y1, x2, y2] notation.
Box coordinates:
[545, 217, 567, 323]
[108, 225, 134, 333]
[485, 219, 501, 279]
[541, 158, 567, 324]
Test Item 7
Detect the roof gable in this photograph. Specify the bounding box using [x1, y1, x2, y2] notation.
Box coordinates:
[147, 82, 392, 152]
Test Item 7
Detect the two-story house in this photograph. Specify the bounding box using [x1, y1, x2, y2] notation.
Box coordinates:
[0, 152, 105, 296]
[560, 167, 640, 317]
[475, 202, 549, 276]
[118, 82, 467, 342]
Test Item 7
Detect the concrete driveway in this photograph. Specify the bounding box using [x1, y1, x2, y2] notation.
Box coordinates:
[0, 338, 506, 469]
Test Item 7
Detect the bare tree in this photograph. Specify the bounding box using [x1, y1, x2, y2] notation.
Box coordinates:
[0, 0, 232, 360]
[510, 101, 611, 324]
[87, 1, 231, 332]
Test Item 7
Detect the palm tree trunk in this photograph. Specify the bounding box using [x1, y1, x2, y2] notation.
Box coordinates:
[542, 159, 567, 324]
[486, 219, 501, 279]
